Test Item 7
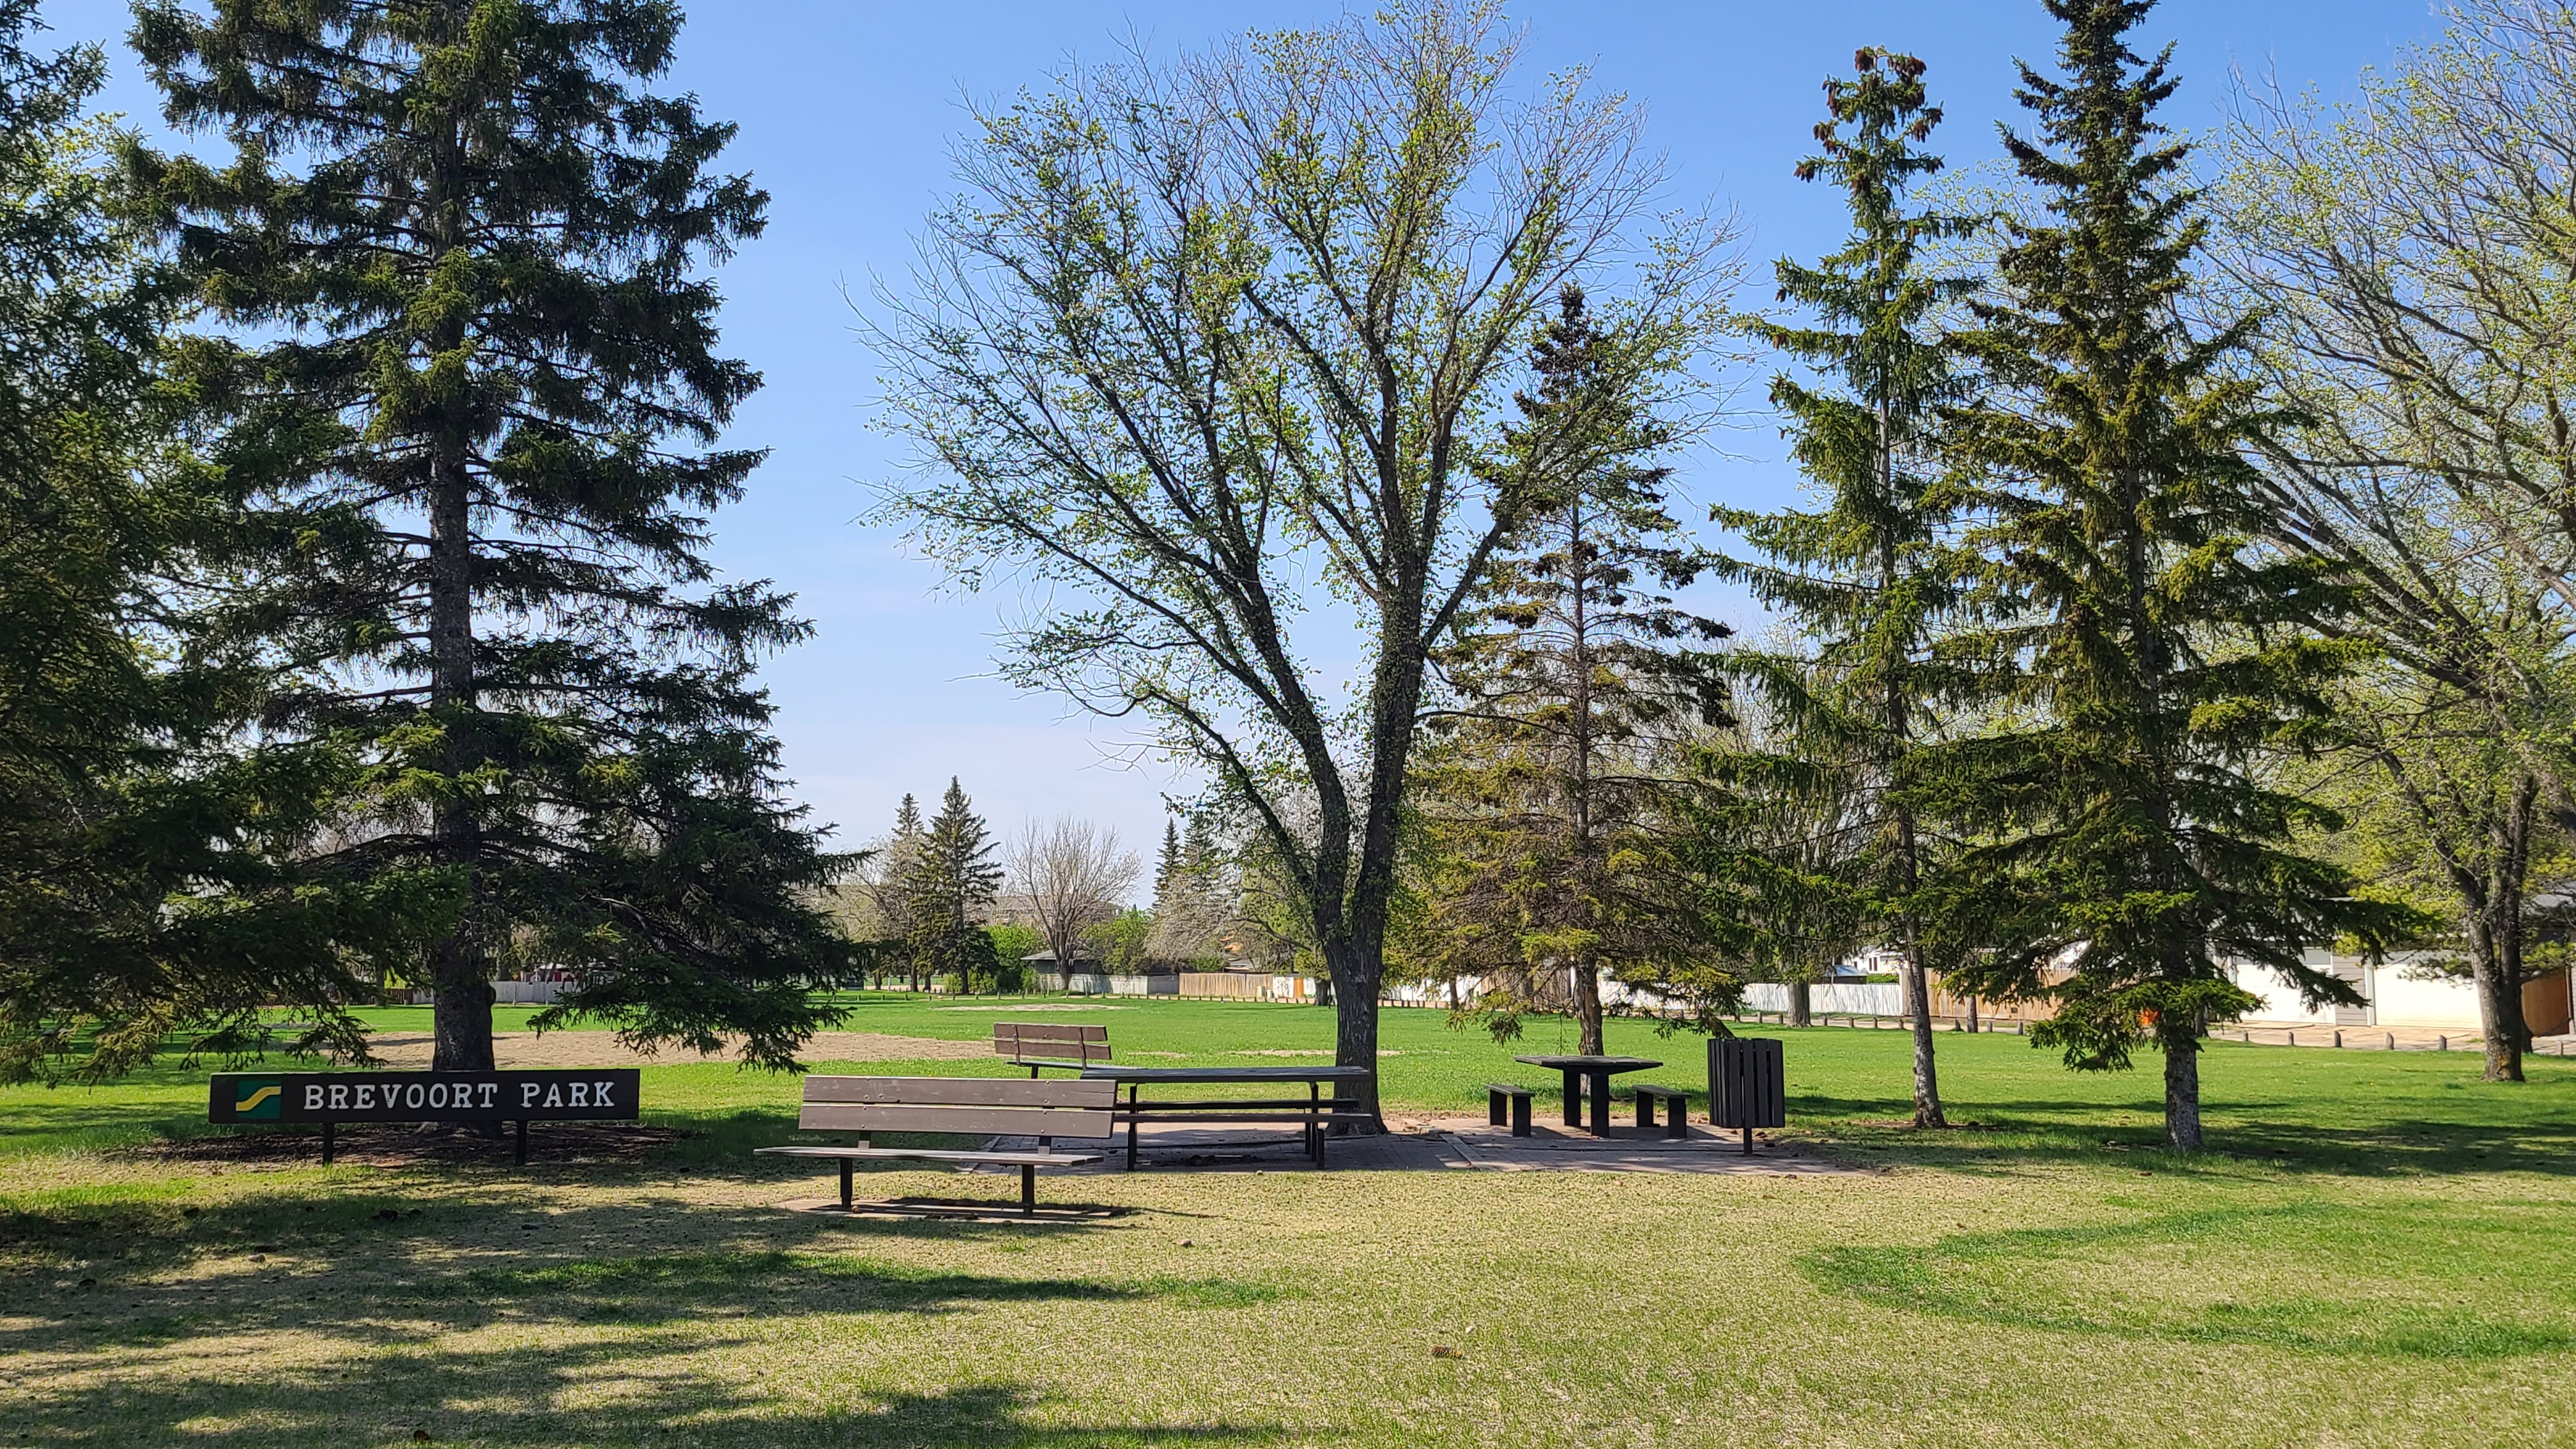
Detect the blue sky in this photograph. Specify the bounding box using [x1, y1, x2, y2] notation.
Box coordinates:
[42, 0, 2442, 873]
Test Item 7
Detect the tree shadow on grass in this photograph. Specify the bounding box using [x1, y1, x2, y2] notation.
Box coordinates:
[16, 1358, 1281, 1448]
[1786, 1087, 2576, 1179]
[4, 1179, 1298, 1446]
[0, 1163, 1282, 1352]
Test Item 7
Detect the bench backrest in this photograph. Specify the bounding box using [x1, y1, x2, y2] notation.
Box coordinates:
[992, 1020, 1112, 1066]
[797, 1075, 1116, 1138]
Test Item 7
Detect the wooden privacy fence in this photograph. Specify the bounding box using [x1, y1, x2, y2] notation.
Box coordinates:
[1177, 972, 1319, 1002]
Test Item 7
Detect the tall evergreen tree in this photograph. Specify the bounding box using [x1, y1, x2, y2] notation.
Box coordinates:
[0, 1, 454, 1080]
[1147, 813, 1234, 968]
[1424, 287, 1735, 1053]
[1715, 49, 1979, 1128]
[1923, 0, 2408, 1148]
[1152, 820, 1183, 907]
[903, 778, 1000, 991]
[128, 0, 851, 1071]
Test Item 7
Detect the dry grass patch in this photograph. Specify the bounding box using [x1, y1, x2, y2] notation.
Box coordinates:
[3, 1140, 2572, 1448]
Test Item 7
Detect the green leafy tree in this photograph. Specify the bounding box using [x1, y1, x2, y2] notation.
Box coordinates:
[0, 3, 454, 1081]
[1714, 49, 1980, 1126]
[1087, 908, 1154, 975]
[1677, 672, 1876, 1032]
[2213, 1, 2576, 1080]
[903, 778, 1002, 992]
[127, 0, 852, 1072]
[1922, 0, 2413, 1148]
[1422, 287, 1736, 1052]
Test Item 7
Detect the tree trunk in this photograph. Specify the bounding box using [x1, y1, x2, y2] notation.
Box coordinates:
[1890, 802, 1944, 1126]
[1325, 939, 1379, 1128]
[1901, 929, 1943, 1128]
[1788, 980, 1811, 1028]
[2469, 917, 2526, 1084]
[2163, 1034, 2203, 1150]
[1572, 960, 1604, 1055]
[423, 106, 491, 1077]
[2480, 774, 2536, 1082]
[424, 340, 490, 1073]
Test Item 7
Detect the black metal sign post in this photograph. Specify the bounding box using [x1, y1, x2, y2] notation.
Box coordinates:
[209, 1070, 642, 1164]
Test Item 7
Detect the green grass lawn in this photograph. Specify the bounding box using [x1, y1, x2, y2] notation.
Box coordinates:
[3, 996, 2572, 1446]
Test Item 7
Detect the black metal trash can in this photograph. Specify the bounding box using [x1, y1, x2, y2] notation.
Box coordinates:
[1708, 1036, 1785, 1154]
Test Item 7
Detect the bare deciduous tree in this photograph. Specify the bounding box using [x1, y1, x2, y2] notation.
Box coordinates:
[1005, 818, 1142, 974]
[866, 0, 1734, 1121]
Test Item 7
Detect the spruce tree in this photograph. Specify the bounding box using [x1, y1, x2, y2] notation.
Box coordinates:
[1425, 287, 1734, 1053]
[1925, 0, 2406, 1147]
[1147, 814, 1233, 968]
[128, 0, 850, 1071]
[1153, 820, 1183, 908]
[1715, 49, 1979, 1128]
[903, 778, 1000, 992]
[0, 2, 455, 1080]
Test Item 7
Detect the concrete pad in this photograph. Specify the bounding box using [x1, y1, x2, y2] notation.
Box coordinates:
[1420, 1117, 1869, 1176]
[979, 1119, 1870, 1176]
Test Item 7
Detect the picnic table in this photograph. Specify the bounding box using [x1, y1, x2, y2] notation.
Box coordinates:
[1514, 1054, 1662, 1135]
[1079, 1064, 1373, 1170]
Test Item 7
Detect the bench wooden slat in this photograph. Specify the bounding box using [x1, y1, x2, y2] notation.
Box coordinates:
[802, 1076, 1113, 1108]
[797, 1103, 1115, 1137]
[993, 1022, 1112, 1070]
[993, 1022, 1107, 1045]
[756, 1146, 1102, 1166]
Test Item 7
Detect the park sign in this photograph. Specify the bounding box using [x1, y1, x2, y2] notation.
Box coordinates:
[211, 1070, 640, 1124]
[210, 1069, 641, 1164]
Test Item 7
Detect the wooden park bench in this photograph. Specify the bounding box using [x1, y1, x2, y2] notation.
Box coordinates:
[993, 1021, 1112, 1076]
[755, 1076, 1111, 1214]
[1630, 1084, 1695, 1140]
[1484, 1082, 1535, 1137]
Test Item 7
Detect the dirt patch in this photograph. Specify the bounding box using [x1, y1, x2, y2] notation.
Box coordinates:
[126, 1123, 694, 1169]
[362, 1031, 985, 1069]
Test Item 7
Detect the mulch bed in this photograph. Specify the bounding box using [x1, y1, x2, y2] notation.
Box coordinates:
[125, 1123, 696, 1168]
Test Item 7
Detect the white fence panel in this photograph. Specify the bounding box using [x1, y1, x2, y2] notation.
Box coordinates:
[1743, 982, 1903, 1016]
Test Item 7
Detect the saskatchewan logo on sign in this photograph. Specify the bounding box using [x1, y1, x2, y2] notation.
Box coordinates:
[231, 1079, 284, 1120]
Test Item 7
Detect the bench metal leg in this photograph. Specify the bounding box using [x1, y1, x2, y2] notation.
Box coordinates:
[840, 1158, 854, 1210]
[1126, 1084, 1140, 1171]
[1588, 1072, 1613, 1135]
[1020, 1163, 1036, 1213]
[1511, 1094, 1531, 1137]
[1637, 1092, 1655, 1131]
[1667, 1098, 1688, 1140]
[1560, 1068, 1583, 1126]
[1489, 1088, 1506, 1127]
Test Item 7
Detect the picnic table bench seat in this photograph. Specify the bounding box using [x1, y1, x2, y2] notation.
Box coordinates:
[1484, 1082, 1535, 1136]
[755, 1075, 1112, 1213]
[1630, 1084, 1696, 1139]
